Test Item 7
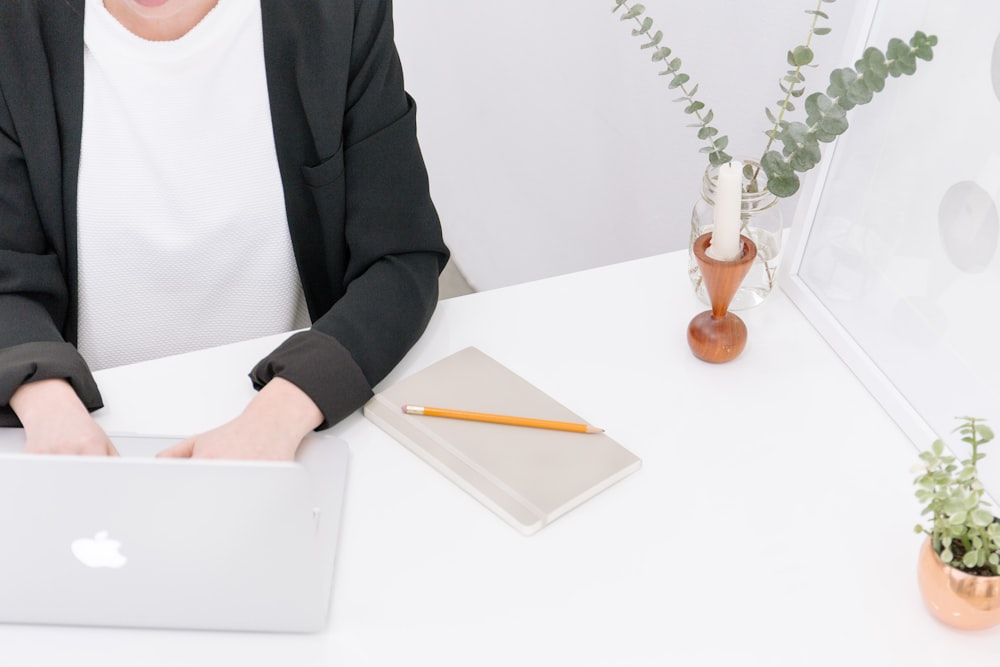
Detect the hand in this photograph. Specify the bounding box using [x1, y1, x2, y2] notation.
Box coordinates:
[157, 377, 323, 461]
[11, 379, 118, 456]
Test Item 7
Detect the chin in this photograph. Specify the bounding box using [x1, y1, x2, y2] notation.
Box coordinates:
[123, 0, 189, 19]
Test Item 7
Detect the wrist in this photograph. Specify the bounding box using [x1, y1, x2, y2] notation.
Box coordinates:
[10, 379, 90, 428]
[245, 376, 324, 441]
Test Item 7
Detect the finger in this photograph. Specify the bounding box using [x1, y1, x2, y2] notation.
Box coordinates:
[106, 439, 121, 457]
[157, 438, 196, 458]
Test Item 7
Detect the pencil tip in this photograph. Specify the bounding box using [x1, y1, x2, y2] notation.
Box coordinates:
[586, 426, 604, 434]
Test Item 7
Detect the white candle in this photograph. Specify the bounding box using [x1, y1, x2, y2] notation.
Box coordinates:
[707, 160, 743, 261]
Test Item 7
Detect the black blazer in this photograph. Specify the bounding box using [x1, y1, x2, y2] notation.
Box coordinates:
[0, 0, 449, 427]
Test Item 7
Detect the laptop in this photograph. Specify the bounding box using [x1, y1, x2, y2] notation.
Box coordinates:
[0, 430, 349, 633]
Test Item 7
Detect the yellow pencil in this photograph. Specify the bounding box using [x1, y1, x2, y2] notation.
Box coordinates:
[402, 405, 603, 434]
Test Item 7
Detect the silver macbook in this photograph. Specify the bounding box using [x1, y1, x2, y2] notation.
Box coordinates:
[0, 430, 349, 633]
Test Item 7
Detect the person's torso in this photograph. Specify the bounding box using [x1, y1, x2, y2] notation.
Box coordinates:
[76, 0, 309, 370]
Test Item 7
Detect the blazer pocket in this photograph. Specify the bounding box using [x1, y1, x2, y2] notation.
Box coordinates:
[301, 144, 345, 188]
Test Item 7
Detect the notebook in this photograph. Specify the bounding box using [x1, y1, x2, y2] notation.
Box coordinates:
[0, 430, 349, 633]
[364, 347, 641, 535]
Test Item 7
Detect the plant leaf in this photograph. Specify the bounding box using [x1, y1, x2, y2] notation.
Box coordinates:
[790, 46, 815, 67]
[633, 17, 653, 36]
[621, 4, 645, 20]
[973, 510, 995, 528]
[760, 151, 800, 197]
[708, 150, 733, 166]
[668, 73, 690, 89]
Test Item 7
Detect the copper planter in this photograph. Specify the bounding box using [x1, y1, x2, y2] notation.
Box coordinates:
[917, 538, 1000, 630]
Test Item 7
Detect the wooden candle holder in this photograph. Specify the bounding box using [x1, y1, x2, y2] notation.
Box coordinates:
[687, 232, 758, 363]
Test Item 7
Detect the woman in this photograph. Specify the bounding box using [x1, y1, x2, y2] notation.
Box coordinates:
[0, 0, 449, 459]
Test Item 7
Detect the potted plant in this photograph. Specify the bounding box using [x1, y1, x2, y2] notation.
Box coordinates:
[913, 416, 1000, 630]
[610, 0, 937, 306]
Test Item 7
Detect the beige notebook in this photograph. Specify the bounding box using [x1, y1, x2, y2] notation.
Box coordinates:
[363, 347, 641, 535]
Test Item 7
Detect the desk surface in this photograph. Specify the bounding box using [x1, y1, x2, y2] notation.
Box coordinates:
[2, 249, 997, 665]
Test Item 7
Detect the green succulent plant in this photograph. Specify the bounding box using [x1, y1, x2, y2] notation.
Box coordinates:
[913, 417, 1000, 576]
[611, 0, 938, 197]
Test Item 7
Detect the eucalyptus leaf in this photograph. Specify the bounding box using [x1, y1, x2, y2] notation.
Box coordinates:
[708, 150, 732, 166]
[633, 17, 653, 36]
[668, 73, 690, 89]
[857, 47, 889, 79]
[641, 30, 663, 49]
[886, 38, 916, 76]
[910, 31, 938, 61]
[761, 170, 799, 199]
[652, 47, 671, 62]
[791, 46, 815, 67]
[621, 4, 645, 20]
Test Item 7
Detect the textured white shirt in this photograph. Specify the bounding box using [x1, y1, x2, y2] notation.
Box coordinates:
[77, 0, 309, 371]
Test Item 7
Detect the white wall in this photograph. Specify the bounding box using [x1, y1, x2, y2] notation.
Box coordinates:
[393, 0, 867, 291]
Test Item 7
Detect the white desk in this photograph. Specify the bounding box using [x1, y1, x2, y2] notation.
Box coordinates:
[2, 249, 997, 665]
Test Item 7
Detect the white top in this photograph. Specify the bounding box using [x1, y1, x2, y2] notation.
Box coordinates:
[77, 0, 309, 371]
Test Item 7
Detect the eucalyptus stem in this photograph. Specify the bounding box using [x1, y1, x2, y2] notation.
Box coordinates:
[612, 0, 732, 165]
[617, 2, 711, 130]
[760, 0, 825, 159]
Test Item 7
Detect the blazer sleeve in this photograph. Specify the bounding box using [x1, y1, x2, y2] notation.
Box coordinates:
[250, 0, 449, 428]
[0, 75, 103, 427]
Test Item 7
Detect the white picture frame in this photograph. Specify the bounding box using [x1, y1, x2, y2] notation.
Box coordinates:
[781, 0, 1000, 469]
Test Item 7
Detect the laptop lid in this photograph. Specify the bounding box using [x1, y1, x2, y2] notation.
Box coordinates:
[0, 430, 349, 633]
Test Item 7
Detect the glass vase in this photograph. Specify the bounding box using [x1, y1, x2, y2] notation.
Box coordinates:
[688, 159, 783, 310]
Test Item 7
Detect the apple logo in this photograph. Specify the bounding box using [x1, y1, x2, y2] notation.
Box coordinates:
[71, 531, 128, 569]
